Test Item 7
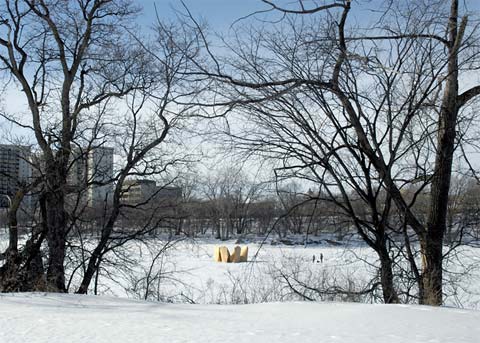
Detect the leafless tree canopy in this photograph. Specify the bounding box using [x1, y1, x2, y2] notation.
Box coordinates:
[0, 0, 203, 293]
[184, 0, 480, 305]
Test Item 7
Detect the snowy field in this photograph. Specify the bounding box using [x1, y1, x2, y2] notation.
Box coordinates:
[69, 237, 480, 309]
[2, 236, 480, 342]
[69, 238, 381, 302]
[2, 233, 480, 308]
[1, 292, 479, 343]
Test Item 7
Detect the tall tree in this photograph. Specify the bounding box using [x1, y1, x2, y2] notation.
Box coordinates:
[192, 0, 480, 305]
[0, 0, 202, 293]
[0, 0, 145, 291]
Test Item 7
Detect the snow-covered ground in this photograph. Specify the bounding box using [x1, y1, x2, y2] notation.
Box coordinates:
[2, 233, 480, 308]
[84, 239, 389, 303]
[85, 239, 480, 309]
[0, 235, 480, 310]
[2, 236, 480, 342]
[1, 293, 479, 343]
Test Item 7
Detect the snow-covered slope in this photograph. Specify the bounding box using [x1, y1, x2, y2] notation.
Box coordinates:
[0, 293, 478, 343]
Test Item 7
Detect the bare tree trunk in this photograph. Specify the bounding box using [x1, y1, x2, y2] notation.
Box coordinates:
[378, 246, 399, 304]
[0, 191, 22, 291]
[45, 190, 67, 292]
[76, 202, 120, 294]
[0, 190, 46, 292]
[421, 0, 464, 306]
[419, 238, 443, 305]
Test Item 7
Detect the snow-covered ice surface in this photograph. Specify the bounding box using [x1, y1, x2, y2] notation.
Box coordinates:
[84, 239, 480, 308]
[2, 233, 480, 307]
[88, 240, 391, 304]
[0, 293, 479, 343]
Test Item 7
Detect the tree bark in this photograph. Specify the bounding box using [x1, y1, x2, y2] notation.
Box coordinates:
[378, 246, 399, 304]
[421, 0, 463, 306]
[45, 189, 67, 292]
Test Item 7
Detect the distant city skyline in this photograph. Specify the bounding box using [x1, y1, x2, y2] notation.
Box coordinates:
[0, 145, 114, 209]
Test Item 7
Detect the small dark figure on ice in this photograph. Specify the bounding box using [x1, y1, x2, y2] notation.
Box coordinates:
[313, 253, 324, 263]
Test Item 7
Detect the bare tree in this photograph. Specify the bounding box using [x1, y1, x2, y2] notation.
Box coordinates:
[74, 19, 202, 294]
[0, 1, 203, 293]
[187, 0, 480, 305]
[200, 165, 264, 240]
[0, 0, 149, 291]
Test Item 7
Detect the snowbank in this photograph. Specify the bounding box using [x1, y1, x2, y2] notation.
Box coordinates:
[0, 293, 478, 343]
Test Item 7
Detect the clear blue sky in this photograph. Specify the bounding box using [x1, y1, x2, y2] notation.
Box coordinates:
[138, 0, 265, 31]
[137, 0, 480, 33]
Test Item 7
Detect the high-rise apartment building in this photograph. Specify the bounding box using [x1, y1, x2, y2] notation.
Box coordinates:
[0, 144, 114, 209]
[67, 146, 114, 208]
[0, 145, 32, 207]
[86, 147, 114, 208]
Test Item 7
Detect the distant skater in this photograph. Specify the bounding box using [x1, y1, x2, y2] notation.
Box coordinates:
[312, 254, 316, 263]
[319, 253, 324, 263]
